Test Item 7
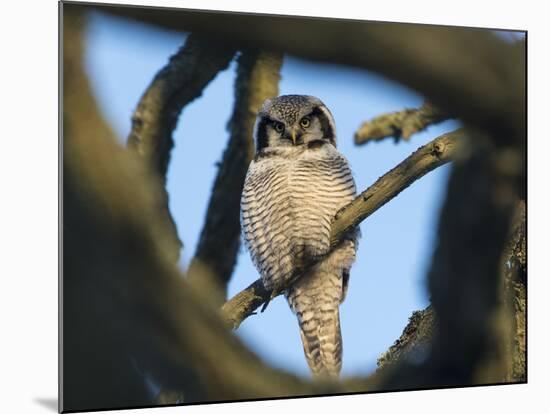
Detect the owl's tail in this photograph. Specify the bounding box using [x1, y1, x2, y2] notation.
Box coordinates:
[286, 265, 345, 378]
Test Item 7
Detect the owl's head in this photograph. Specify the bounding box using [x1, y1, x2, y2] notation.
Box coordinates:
[253, 95, 337, 153]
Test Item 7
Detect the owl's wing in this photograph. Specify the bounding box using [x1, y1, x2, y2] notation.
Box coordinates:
[240, 158, 296, 292]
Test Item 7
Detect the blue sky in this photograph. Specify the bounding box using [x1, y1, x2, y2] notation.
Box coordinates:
[83, 11, 463, 378]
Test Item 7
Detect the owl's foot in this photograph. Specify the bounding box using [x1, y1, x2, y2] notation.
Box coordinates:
[260, 298, 271, 313]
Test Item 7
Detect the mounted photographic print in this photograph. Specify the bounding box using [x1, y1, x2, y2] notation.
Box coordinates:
[60, 1, 527, 412]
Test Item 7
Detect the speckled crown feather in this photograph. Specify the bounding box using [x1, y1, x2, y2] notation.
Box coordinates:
[260, 94, 324, 124]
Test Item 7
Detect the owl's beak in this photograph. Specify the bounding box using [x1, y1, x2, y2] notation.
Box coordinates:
[290, 130, 298, 145]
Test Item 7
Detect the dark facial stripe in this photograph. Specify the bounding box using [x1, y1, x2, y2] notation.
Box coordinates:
[310, 106, 336, 146]
[255, 117, 270, 152]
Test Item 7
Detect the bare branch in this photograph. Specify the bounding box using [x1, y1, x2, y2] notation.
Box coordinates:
[330, 130, 460, 245]
[222, 129, 463, 329]
[127, 35, 236, 260]
[354, 101, 450, 145]
[187, 50, 283, 303]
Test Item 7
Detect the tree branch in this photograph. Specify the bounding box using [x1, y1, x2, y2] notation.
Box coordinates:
[354, 101, 450, 145]
[127, 34, 236, 261]
[187, 50, 283, 303]
[376, 306, 436, 369]
[222, 129, 463, 329]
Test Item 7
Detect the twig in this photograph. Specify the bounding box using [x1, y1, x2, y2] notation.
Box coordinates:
[127, 35, 236, 261]
[222, 129, 463, 329]
[187, 50, 283, 302]
[354, 102, 450, 145]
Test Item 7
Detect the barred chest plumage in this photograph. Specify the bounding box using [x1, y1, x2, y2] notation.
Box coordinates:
[240, 143, 356, 292]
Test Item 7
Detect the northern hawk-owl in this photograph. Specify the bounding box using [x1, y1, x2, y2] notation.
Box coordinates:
[241, 95, 358, 377]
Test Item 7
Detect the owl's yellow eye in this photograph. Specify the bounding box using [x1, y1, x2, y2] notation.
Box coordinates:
[274, 122, 285, 133]
[300, 117, 311, 128]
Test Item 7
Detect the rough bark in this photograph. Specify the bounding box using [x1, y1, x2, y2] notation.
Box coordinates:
[376, 306, 436, 369]
[187, 50, 283, 303]
[355, 101, 450, 145]
[501, 200, 527, 382]
[127, 34, 236, 261]
[222, 130, 463, 329]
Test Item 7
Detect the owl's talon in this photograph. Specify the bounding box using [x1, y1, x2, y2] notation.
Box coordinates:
[260, 298, 272, 312]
